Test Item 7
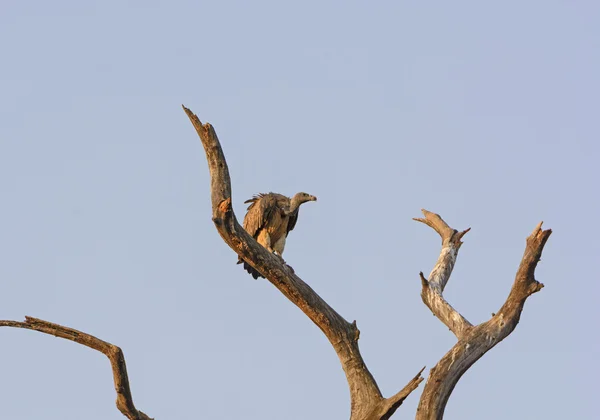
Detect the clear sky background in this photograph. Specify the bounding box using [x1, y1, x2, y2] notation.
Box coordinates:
[1, 1, 598, 419]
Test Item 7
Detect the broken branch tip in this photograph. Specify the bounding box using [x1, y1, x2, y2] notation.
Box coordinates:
[419, 272, 428, 287]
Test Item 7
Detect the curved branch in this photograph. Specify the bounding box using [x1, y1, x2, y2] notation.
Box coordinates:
[0, 317, 152, 420]
[415, 215, 551, 420]
[183, 105, 422, 419]
[414, 209, 472, 338]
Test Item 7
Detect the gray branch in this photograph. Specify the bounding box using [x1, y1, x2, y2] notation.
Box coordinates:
[415, 212, 551, 420]
[414, 210, 472, 339]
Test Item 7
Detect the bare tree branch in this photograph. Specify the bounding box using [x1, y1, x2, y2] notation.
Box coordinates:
[0, 317, 152, 420]
[415, 213, 551, 420]
[376, 367, 426, 420]
[413, 209, 473, 339]
[183, 105, 422, 419]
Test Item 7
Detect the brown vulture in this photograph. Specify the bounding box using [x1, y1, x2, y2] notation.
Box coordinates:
[237, 192, 317, 279]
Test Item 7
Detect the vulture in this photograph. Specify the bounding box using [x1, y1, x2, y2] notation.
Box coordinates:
[237, 192, 317, 279]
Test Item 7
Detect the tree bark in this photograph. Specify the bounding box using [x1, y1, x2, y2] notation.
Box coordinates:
[183, 105, 424, 419]
[0, 317, 152, 420]
[414, 210, 551, 420]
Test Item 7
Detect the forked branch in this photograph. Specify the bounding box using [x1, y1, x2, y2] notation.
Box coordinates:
[0, 317, 152, 420]
[414, 210, 472, 339]
[414, 211, 551, 420]
[183, 105, 422, 420]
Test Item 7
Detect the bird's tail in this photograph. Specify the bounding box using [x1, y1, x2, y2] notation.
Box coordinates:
[237, 256, 263, 279]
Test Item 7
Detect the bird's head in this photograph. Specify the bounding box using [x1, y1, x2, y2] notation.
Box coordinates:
[294, 192, 317, 204]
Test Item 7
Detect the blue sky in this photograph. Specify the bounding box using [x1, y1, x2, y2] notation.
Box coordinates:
[1, 1, 598, 419]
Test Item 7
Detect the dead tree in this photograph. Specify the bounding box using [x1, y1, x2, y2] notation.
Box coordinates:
[0, 106, 551, 420]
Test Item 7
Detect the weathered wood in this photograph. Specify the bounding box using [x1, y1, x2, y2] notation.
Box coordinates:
[415, 212, 551, 420]
[0, 317, 152, 420]
[414, 210, 473, 339]
[183, 105, 423, 419]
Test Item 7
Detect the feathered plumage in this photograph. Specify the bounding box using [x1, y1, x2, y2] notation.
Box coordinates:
[237, 192, 316, 279]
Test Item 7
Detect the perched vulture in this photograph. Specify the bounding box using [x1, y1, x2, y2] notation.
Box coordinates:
[237, 192, 317, 279]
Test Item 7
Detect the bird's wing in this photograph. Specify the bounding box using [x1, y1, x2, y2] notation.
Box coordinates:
[243, 193, 281, 238]
[286, 210, 299, 233]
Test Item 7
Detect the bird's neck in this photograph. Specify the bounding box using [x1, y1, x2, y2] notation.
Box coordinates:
[287, 197, 302, 215]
